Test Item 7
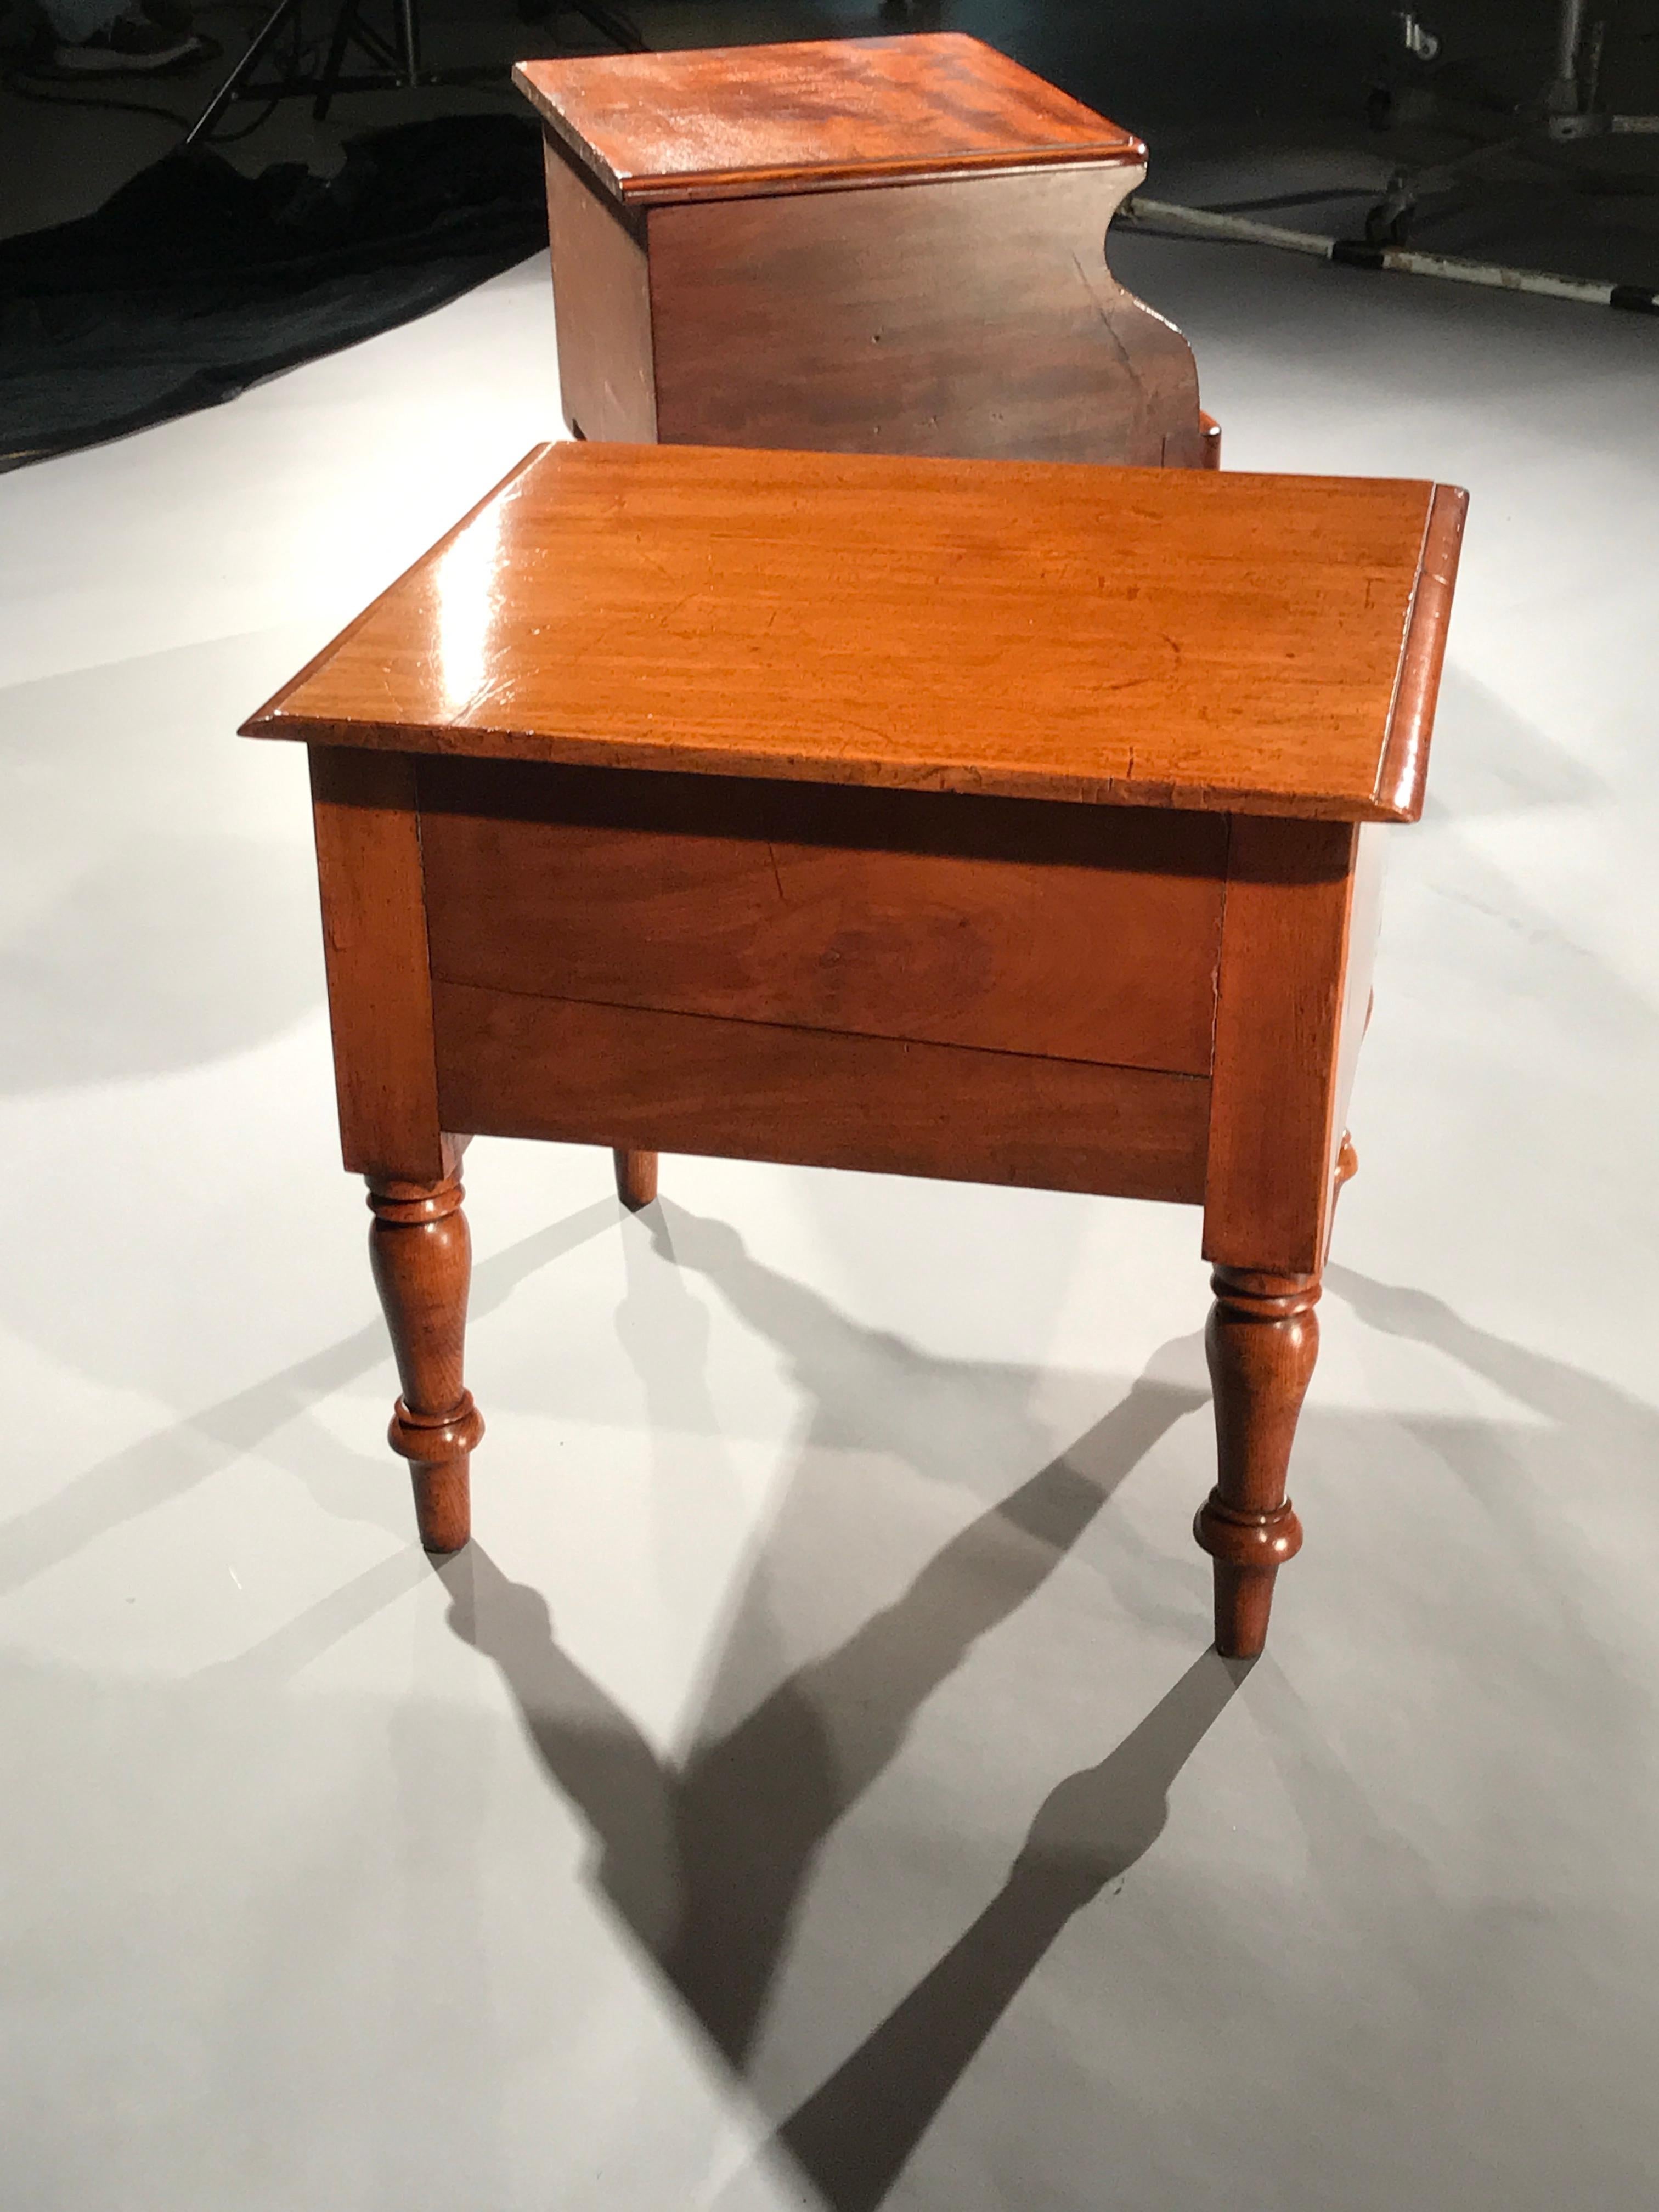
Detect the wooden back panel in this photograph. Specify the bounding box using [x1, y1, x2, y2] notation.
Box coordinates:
[526, 36, 1207, 468]
[416, 758, 1227, 1075]
[432, 980, 1211, 1204]
[646, 164, 1203, 467]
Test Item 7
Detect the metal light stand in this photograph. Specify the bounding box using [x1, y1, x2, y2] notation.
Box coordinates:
[184, 0, 641, 145]
[1363, 0, 1659, 244]
[1118, 3, 1659, 315]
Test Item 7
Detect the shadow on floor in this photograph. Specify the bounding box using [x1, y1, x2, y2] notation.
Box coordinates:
[439, 1198, 1246, 2209]
[0, 1196, 618, 1596]
[427, 1198, 1659, 2207]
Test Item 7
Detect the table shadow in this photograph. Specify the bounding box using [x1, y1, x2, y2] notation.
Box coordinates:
[438, 1199, 1244, 2209]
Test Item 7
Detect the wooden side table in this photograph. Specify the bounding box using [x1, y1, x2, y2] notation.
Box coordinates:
[513, 34, 1215, 470]
[243, 441, 1466, 1657]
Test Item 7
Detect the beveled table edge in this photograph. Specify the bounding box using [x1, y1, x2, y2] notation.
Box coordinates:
[1375, 482, 1469, 822]
[511, 48, 1147, 208]
[240, 443, 1468, 827]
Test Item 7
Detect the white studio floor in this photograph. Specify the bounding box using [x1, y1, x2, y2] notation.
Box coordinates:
[3, 227, 1658, 2212]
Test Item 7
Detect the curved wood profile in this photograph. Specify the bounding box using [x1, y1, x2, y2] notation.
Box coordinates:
[367, 1168, 483, 1551]
[645, 160, 1205, 468]
[1197, 1267, 1319, 1659]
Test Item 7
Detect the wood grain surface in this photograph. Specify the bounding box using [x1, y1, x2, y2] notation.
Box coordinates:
[416, 758, 1227, 1075]
[247, 442, 1466, 823]
[308, 746, 446, 1181]
[367, 1166, 483, 1552]
[645, 165, 1205, 466]
[513, 35, 1143, 205]
[1202, 816, 1360, 1275]
[432, 980, 1210, 1202]
[541, 143, 656, 442]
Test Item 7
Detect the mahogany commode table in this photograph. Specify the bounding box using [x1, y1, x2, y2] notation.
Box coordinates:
[514, 33, 1215, 469]
[243, 439, 1466, 1658]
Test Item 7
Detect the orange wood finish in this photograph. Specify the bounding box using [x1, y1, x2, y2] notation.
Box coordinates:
[432, 981, 1211, 1205]
[1203, 815, 1362, 1277]
[514, 35, 1144, 205]
[415, 760, 1227, 1077]
[308, 746, 447, 1183]
[251, 441, 1466, 1655]
[1198, 1269, 1318, 1658]
[613, 1146, 658, 1212]
[248, 442, 1466, 826]
[368, 1164, 483, 1551]
[520, 36, 1208, 470]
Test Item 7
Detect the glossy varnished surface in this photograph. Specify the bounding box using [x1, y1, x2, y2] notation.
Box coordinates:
[514, 35, 1143, 206]
[247, 442, 1466, 822]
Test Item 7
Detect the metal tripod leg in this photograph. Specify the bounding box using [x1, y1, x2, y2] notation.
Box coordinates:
[184, 0, 303, 144]
[314, 0, 365, 120]
[396, 0, 421, 81]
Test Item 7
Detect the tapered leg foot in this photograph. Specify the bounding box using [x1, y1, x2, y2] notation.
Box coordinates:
[614, 1147, 658, 1211]
[1196, 1267, 1319, 1658]
[368, 1169, 484, 1552]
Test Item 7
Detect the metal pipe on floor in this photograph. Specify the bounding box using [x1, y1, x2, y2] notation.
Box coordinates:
[1120, 195, 1659, 314]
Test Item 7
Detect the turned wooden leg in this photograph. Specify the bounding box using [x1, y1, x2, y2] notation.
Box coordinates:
[366, 1168, 484, 1552]
[1195, 1267, 1318, 1659]
[613, 1147, 658, 1211]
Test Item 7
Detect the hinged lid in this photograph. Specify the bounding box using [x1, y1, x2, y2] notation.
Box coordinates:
[513, 34, 1145, 206]
[244, 441, 1466, 825]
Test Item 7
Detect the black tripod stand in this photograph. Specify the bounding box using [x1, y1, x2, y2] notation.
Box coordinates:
[184, 0, 642, 145]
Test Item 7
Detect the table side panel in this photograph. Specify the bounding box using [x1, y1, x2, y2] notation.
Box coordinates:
[1203, 815, 1361, 1276]
[544, 142, 657, 442]
[417, 760, 1226, 1075]
[647, 167, 1205, 467]
[308, 746, 447, 1182]
[432, 980, 1209, 1202]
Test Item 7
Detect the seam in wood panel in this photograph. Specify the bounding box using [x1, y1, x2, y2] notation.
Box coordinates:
[432, 978, 1211, 1203]
[409, 770, 451, 1152]
[424, 968, 1215, 1081]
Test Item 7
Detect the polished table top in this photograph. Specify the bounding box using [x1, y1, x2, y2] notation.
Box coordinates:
[512, 33, 1144, 205]
[245, 440, 1466, 822]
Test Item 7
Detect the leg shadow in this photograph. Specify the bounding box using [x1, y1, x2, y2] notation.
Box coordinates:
[446, 1515, 1239, 2212]
[663, 1367, 1204, 2068]
[765, 1652, 1246, 2212]
[1327, 1265, 1658, 1448]
[441, 1300, 1204, 2055]
[0, 1197, 617, 1597]
[439, 1204, 1223, 2210]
